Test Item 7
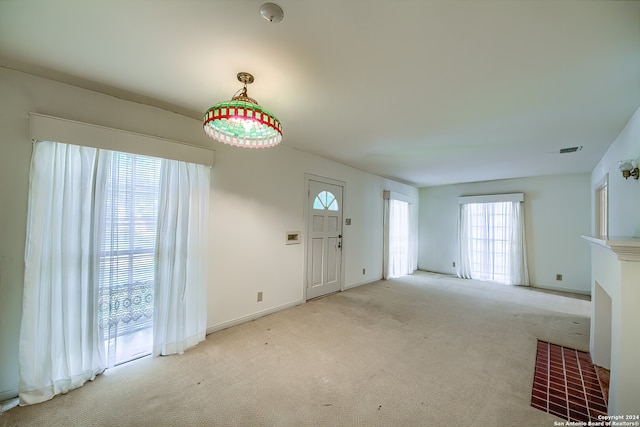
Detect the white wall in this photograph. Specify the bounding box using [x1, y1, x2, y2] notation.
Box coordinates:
[590, 106, 640, 237]
[207, 134, 417, 330]
[418, 174, 591, 293]
[587, 105, 640, 415]
[0, 67, 417, 400]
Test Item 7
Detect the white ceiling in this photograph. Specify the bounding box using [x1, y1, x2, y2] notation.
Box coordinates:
[2, 1, 639, 187]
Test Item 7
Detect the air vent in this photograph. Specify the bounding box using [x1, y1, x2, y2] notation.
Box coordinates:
[560, 146, 583, 154]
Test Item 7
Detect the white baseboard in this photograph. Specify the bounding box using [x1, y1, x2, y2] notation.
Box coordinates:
[531, 283, 591, 296]
[205, 299, 304, 335]
[343, 277, 380, 291]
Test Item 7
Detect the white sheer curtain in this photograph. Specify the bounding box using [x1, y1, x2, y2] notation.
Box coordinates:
[20, 141, 211, 406]
[458, 199, 529, 286]
[457, 204, 474, 280]
[383, 192, 417, 279]
[153, 159, 210, 356]
[388, 200, 410, 278]
[508, 202, 529, 286]
[19, 141, 107, 405]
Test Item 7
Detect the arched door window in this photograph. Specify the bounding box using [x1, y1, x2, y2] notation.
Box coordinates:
[313, 191, 338, 211]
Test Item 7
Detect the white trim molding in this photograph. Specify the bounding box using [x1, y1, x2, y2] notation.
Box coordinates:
[205, 300, 303, 335]
[458, 193, 524, 204]
[384, 190, 414, 204]
[582, 235, 640, 262]
[30, 113, 214, 167]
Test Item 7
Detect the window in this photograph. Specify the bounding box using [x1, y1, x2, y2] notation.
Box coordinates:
[99, 153, 161, 366]
[313, 191, 338, 211]
[20, 137, 210, 405]
[467, 202, 512, 284]
[458, 194, 528, 286]
[383, 191, 417, 279]
[388, 199, 411, 278]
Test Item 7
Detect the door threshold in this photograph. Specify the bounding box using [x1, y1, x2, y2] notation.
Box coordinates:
[307, 290, 341, 301]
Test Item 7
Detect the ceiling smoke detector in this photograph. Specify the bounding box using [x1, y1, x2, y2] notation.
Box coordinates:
[260, 3, 284, 23]
[559, 146, 583, 154]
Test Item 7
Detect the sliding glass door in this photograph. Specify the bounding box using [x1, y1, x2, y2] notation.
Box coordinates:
[98, 153, 161, 366]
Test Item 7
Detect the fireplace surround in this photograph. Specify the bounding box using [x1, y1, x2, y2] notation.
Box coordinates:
[582, 235, 640, 415]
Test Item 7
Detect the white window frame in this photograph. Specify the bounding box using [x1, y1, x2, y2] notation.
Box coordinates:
[594, 175, 608, 239]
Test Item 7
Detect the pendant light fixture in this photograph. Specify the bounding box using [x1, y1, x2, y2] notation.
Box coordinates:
[203, 72, 282, 148]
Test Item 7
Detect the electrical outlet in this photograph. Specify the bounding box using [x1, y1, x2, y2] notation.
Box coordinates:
[257, 291, 263, 302]
[452, 261, 456, 267]
[362, 268, 366, 275]
[556, 274, 563, 281]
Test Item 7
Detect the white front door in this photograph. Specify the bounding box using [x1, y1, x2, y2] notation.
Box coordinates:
[306, 179, 343, 300]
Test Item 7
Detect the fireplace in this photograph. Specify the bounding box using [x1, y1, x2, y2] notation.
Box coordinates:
[583, 235, 640, 415]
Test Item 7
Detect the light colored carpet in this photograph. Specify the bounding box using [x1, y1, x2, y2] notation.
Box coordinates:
[1, 271, 591, 426]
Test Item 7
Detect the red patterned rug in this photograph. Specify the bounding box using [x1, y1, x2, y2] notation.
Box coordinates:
[531, 341, 608, 422]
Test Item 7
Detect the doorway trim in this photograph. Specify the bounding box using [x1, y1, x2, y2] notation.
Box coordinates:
[303, 173, 346, 301]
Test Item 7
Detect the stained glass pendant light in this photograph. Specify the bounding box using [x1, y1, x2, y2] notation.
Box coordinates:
[203, 72, 282, 148]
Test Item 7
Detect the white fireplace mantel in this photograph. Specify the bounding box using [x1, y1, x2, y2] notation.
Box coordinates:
[582, 235, 640, 416]
[582, 235, 640, 261]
